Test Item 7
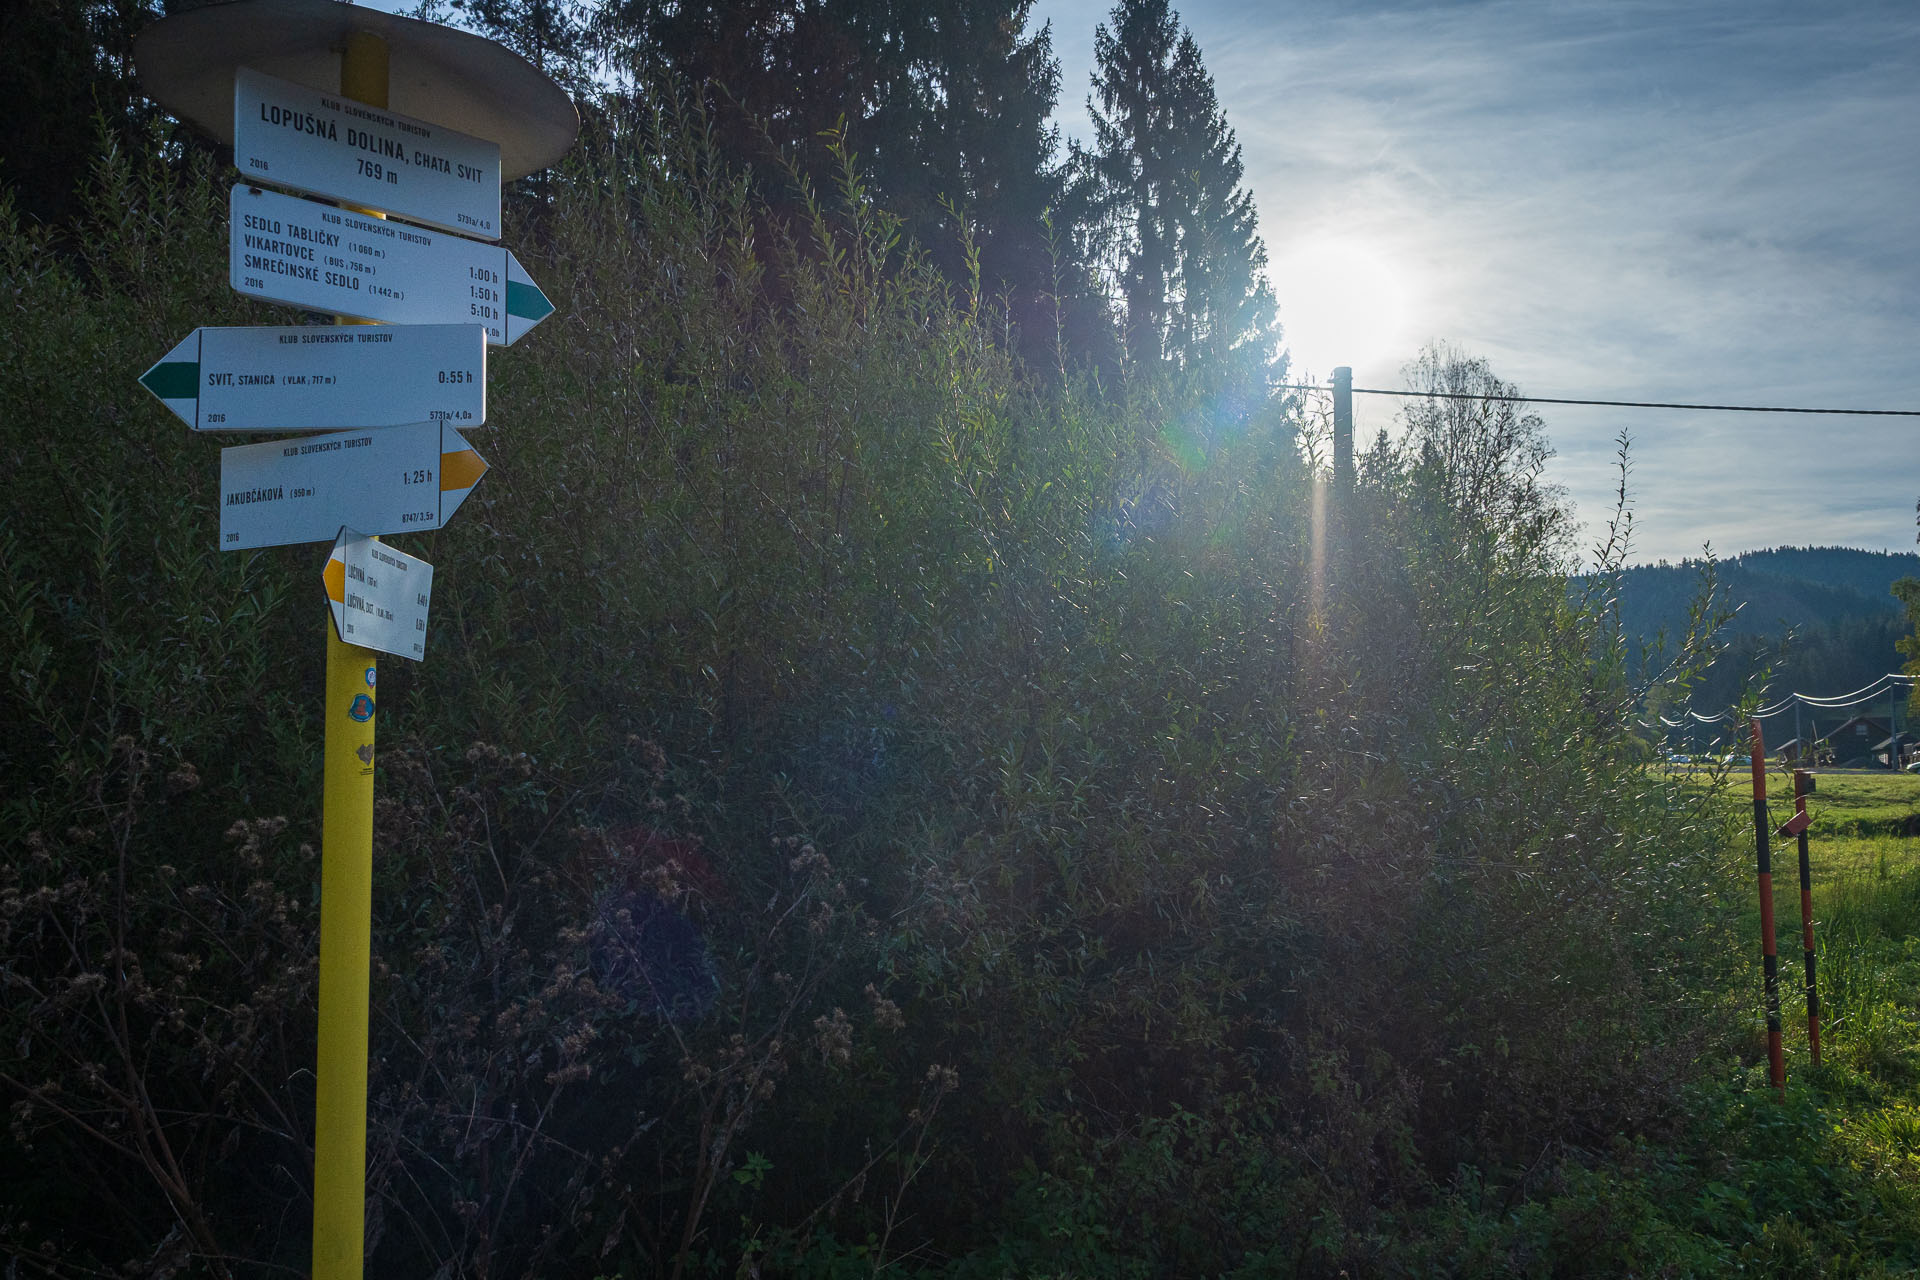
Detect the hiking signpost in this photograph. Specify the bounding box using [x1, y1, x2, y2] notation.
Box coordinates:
[218, 421, 489, 550]
[232, 65, 503, 238]
[229, 184, 554, 343]
[132, 3, 578, 1275]
[325, 529, 436, 662]
[140, 323, 484, 431]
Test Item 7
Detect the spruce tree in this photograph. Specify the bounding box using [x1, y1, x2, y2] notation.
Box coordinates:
[450, 0, 595, 94]
[593, 0, 1081, 364]
[903, 2, 1083, 363]
[5, 0, 204, 232]
[1081, 0, 1277, 384]
[2, 0, 104, 228]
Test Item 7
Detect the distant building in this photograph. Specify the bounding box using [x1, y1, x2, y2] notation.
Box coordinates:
[1826, 715, 1890, 743]
[1822, 715, 1893, 767]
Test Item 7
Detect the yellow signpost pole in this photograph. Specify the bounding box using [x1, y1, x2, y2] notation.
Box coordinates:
[312, 32, 388, 1280]
[314, 588, 376, 1280]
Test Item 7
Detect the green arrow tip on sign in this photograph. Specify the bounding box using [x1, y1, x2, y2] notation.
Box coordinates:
[505, 279, 553, 323]
[140, 360, 199, 401]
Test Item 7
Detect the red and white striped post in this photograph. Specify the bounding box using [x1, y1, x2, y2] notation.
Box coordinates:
[1749, 720, 1786, 1098]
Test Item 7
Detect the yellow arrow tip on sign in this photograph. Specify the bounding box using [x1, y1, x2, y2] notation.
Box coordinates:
[323, 556, 347, 603]
[440, 448, 487, 491]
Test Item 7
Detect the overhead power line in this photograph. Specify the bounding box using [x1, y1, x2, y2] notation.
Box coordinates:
[1279, 384, 1920, 417]
[1648, 673, 1915, 728]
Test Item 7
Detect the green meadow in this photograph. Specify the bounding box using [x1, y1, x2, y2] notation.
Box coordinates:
[1550, 769, 1920, 1278]
[1797, 772, 1920, 839]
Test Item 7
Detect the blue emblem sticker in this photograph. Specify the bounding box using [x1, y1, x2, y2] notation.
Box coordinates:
[349, 694, 375, 722]
[364, 667, 377, 688]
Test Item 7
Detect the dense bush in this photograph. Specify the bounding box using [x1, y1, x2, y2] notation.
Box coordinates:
[2, 98, 1742, 1277]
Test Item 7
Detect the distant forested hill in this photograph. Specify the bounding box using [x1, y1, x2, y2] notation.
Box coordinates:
[1610, 547, 1920, 644]
[1602, 547, 1920, 723]
[1728, 547, 1920, 600]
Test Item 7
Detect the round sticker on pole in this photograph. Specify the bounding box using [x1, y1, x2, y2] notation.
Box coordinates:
[349, 694, 375, 722]
[365, 668, 377, 688]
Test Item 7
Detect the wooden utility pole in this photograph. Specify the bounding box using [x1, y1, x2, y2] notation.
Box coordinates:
[1332, 365, 1353, 494]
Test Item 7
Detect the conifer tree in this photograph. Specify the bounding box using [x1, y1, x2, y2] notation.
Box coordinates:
[449, 0, 595, 95]
[593, 0, 1078, 362]
[3, 0, 196, 230]
[1, 0, 103, 228]
[905, 2, 1100, 366]
[902, 4, 1062, 289]
[1080, 0, 1277, 383]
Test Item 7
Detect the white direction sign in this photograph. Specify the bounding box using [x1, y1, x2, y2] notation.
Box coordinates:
[140, 324, 485, 432]
[219, 421, 488, 550]
[230, 185, 554, 345]
[325, 528, 434, 661]
[234, 67, 502, 239]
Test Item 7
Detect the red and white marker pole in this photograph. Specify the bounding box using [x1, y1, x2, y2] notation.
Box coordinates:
[1749, 720, 1786, 1098]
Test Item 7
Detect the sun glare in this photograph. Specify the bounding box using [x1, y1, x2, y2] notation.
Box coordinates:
[1272, 237, 1413, 380]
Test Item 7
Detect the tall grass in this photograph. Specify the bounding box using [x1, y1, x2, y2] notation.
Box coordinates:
[1816, 869, 1920, 1080]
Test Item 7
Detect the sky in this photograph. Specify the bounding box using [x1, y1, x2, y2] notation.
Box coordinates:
[1035, 0, 1920, 564]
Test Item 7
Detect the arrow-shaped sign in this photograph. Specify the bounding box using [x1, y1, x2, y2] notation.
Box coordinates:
[324, 528, 434, 661]
[219, 421, 487, 550]
[229, 185, 554, 345]
[140, 324, 485, 431]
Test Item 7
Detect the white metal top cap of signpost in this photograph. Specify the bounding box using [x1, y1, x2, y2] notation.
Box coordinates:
[133, 0, 578, 182]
